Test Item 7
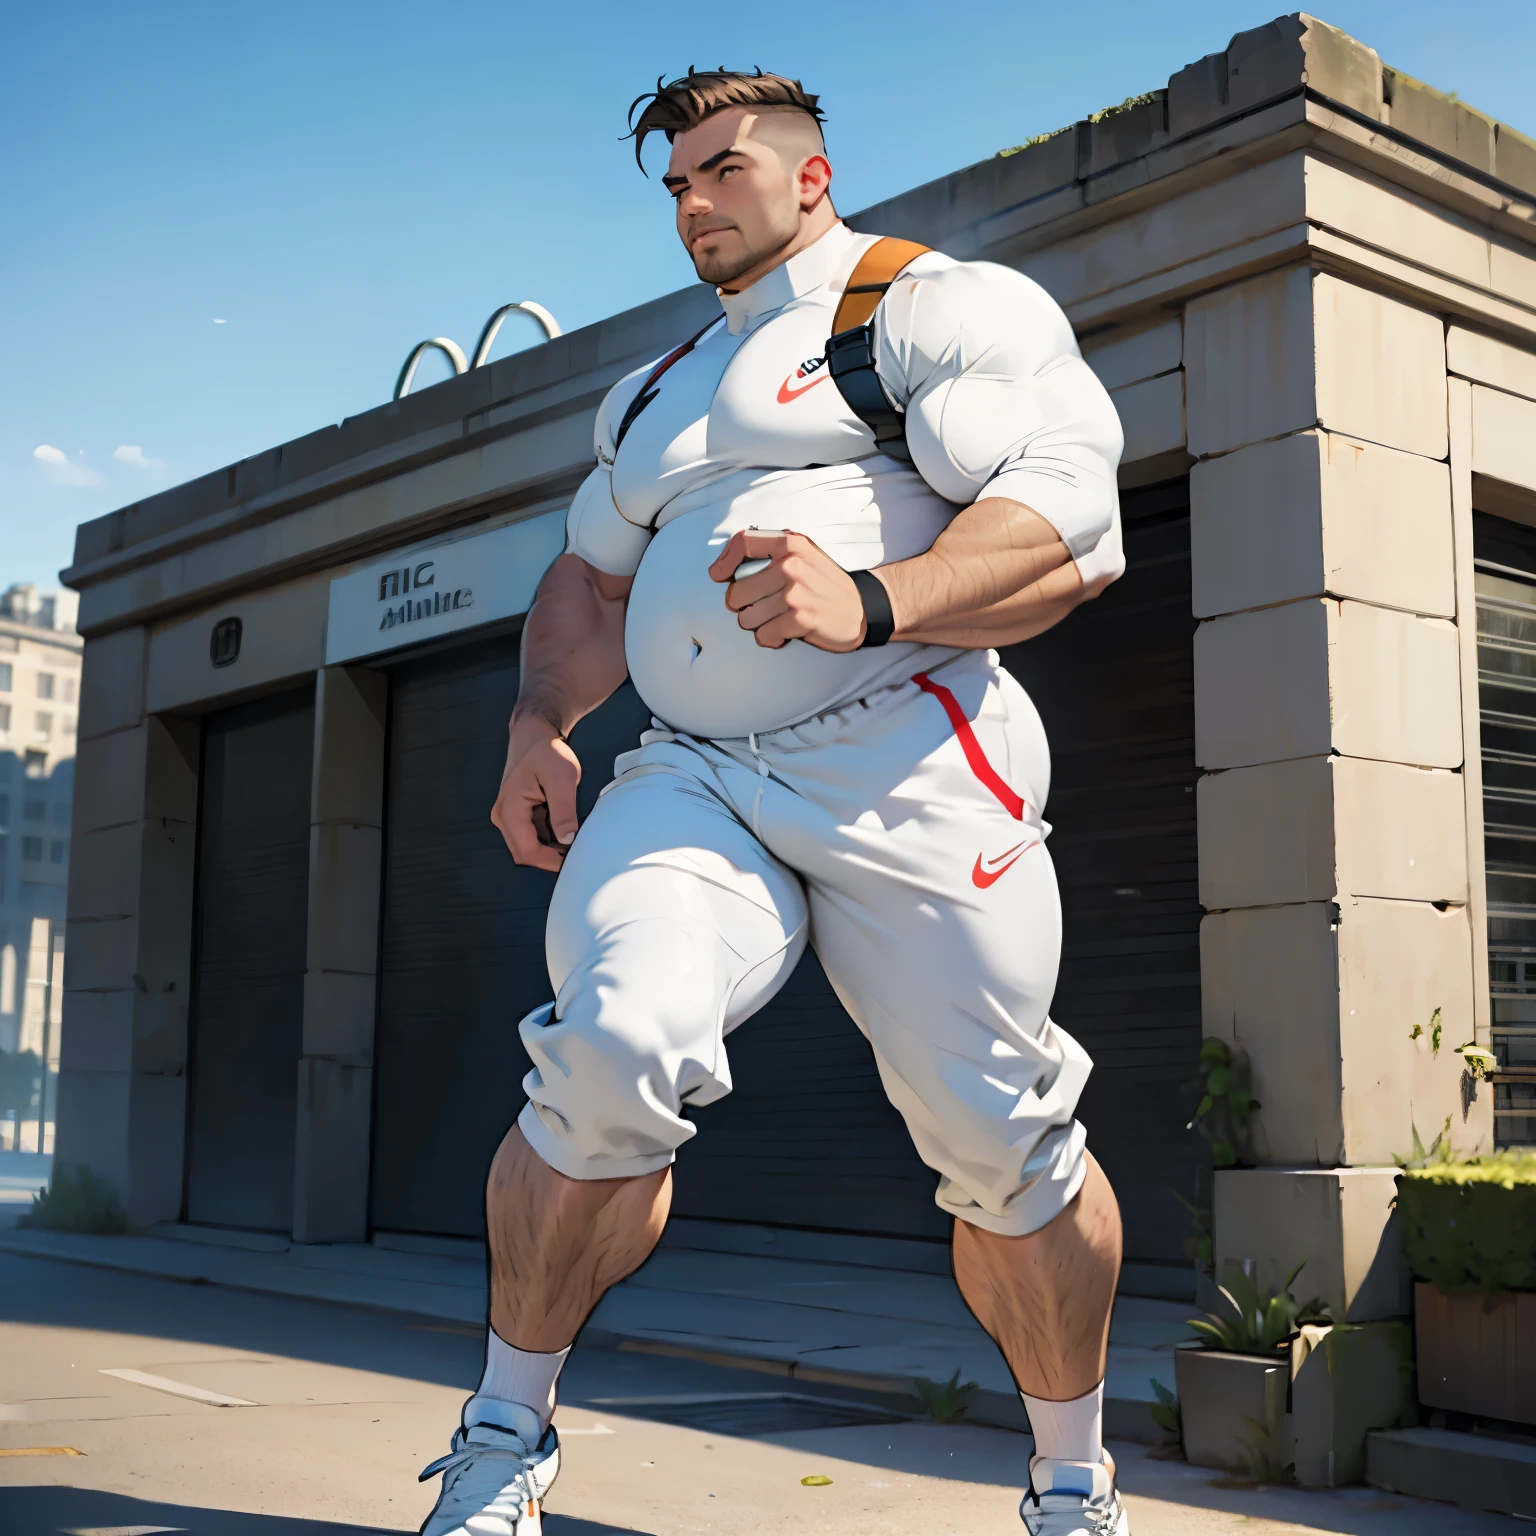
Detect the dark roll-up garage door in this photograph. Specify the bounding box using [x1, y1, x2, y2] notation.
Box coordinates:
[1002, 477, 1201, 1266]
[370, 639, 653, 1238]
[185, 687, 315, 1231]
[675, 478, 1201, 1259]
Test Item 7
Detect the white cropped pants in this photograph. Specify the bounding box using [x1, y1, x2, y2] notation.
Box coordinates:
[516, 649, 1092, 1236]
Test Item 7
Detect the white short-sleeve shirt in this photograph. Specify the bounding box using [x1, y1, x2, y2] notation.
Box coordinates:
[566, 221, 1124, 739]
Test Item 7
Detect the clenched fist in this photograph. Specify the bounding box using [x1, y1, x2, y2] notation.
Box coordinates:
[708, 528, 872, 652]
[490, 713, 581, 872]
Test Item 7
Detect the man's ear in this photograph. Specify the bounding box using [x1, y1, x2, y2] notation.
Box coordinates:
[798, 153, 832, 209]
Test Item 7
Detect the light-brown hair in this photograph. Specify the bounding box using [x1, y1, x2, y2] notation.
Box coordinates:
[626, 68, 825, 173]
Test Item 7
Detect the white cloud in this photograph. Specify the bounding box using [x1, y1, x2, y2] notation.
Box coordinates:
[32, 443, 104, 488]
[213, 317, 227, 324]
[112, 445, 164, 470]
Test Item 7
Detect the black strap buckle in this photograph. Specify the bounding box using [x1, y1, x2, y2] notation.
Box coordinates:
[825, 324, 910, 463]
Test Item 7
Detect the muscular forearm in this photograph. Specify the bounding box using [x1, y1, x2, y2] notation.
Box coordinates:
[513, 553, 631, 736]
[877, 496, 1085, 649]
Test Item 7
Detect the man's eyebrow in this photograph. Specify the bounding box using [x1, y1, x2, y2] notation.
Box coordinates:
[664, 145, 750, 189]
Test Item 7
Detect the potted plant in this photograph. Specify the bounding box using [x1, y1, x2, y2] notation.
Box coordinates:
[1173, 1263, 1328, 1478]
[1396, 1144, 1536, 1425]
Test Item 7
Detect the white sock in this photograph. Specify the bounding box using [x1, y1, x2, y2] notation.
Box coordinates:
[463, 1330, 570, 1433]
[1022, 1381, 1105, 1468]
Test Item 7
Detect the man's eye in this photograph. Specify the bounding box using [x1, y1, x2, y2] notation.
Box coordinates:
[719, 165, 738, 179]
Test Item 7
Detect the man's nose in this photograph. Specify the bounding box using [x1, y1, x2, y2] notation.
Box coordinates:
[678, 187, 712, 217]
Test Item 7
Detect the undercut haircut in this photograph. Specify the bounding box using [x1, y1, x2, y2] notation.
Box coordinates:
[626, 68, 825, 174]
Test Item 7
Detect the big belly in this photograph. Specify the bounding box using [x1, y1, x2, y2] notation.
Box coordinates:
[624, 509, 927, 738]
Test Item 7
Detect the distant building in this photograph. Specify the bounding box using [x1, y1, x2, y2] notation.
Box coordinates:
[0, 583, 81, 1151]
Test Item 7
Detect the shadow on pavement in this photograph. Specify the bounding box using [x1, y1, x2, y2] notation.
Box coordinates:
[0, 1484, 655, 1536]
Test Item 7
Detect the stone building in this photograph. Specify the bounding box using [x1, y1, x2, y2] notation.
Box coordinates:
[0, 584, 81, 1150]
[55, 15, 1536, 1323]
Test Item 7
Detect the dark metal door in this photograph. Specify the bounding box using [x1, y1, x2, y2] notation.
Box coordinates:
[369, 640, 653, 1236]
[185, 687, 315, 1231]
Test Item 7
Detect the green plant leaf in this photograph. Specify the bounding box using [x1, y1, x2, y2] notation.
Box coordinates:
[1206, 1065, 1230, 1095]
[1194, 1094, 1214, 1120]
[1199, 1038, 1229, 1067]
[1212, 1140, 1237, 1166]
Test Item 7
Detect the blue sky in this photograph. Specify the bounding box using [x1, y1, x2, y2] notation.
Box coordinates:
[4, 0, 1533, 590]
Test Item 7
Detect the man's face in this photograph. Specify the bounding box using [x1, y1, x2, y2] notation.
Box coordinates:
[664, 108, 805, 288]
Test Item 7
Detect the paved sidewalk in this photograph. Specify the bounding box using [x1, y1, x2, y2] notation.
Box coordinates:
[0, 1221, 1193, 1439]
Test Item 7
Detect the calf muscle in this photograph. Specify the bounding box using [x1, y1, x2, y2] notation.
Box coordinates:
[486, 1126, 670, 1351]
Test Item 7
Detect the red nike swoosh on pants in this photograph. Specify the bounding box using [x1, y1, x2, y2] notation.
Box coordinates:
[972, 840, 1037, 889]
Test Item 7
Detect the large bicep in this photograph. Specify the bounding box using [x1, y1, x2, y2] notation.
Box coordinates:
[881, 262, 1125, 592]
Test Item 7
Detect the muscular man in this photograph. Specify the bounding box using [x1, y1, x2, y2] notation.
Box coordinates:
[420, 69, 1129, 1536]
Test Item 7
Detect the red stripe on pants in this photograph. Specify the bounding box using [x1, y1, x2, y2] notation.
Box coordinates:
[913, 672, 1026, 822]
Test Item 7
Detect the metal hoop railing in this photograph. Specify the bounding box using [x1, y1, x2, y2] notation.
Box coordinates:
[471, 301, 562, 368]
[394, 337, 470, 400]
[394, 302, 562, 400]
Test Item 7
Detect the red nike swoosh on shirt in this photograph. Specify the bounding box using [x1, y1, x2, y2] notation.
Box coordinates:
[777, 373, 828, 403]
[972, 839, 1036, 889]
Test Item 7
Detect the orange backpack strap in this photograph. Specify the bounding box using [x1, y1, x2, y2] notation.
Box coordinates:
[832, 237, 933, 334]
[826, 236, 933, 463]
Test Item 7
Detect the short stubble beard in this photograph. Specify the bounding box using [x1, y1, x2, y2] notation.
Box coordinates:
[689, 201, 801, 288]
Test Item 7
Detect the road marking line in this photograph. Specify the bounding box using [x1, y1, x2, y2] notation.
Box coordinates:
[0, 1445, 84, 1456]
[99, 1368, 257, 1408]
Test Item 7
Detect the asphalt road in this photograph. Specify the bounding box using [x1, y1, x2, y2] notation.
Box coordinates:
[0, 1251, 1517, 1535]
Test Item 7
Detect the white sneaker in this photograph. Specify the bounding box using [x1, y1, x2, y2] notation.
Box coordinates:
[418, 1407, 561, 1536]
[1020, 1458, 1129, 1535]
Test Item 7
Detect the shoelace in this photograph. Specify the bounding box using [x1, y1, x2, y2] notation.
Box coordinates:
[419, 1438, 541, 1527]
[1023, 1484, 1122, 1535]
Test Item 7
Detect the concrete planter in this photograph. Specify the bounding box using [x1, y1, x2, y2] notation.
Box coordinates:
[1174, 1346, 1288, 1473]
[1416, 1281, 1536, 1426]
[1174, 1323, 1413, 1484]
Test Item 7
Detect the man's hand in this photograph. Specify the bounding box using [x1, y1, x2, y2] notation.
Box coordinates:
[708, 529, 866, 652]
[490, 712, 582, 873]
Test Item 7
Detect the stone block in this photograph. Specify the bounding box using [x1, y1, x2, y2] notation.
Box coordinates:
[1195, 599, 1461, 771]
[1448, 327, 1536, 402]
[1213, 1165, 1408, 1321]
[146, 571, 328, 715]
[1203, 898, 1477, 1167]
[291, 1057, 374, 1244]
[1085, 96, 1169, 178]
[1185, 267, 1316, 458]
[144, 714, 200, 824]
[1314, 275, 1447, 460]
[126, 1070, 187, 1225]
[1383, 70, 1496, 174]
[301, 969, 379, 1059]
[1495, 122, 1536, 200]
[305, 823, 383, 976]
[134, 811, 196, 994]
[1289, 1320, 1413, 1486]
[1081, 317, 1182, 393]
[1175, 1348, 1287, 1473]
[1368, 1426, 1536, 1522]
[1472, 383, 1536, 494]
[311, 666, 387, 827]
[1191, 431, 1454, 619]
[1193, 600, 1329, 768]
[132, 990, 189, 1079]
[1110, 372, 1185, 464]
[50, 1067, 130, 1192]
[78, 627, 146, 740]
[1167, 15, 1382, 144]
[58, 988, 134, 1074]
[65, 823, 144, 922]
[62, 916, 139, 994]
[1332, 601, 1461, 768]
[1198, 756, 1466, 910]
[72, 725, 148, 834]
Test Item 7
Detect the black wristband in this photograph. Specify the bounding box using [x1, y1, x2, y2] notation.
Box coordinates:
[852, 568, 895, 648]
